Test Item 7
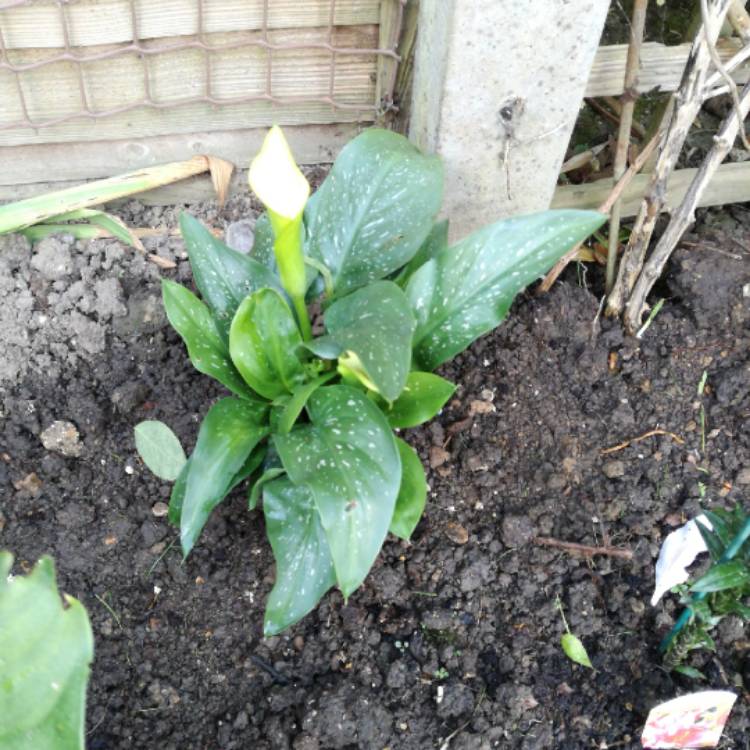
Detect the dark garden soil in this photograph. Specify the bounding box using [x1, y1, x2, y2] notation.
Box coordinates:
[1, 195, 749, 750]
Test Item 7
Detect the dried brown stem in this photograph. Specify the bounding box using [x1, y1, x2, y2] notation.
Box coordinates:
[606, 0, 734, 318]
[534, 537, 633, 560]
[623, 78, 750, 331]
[600, 428, 685, 455]
[539, 133, 660, 294]
[607, 0, 649, 294]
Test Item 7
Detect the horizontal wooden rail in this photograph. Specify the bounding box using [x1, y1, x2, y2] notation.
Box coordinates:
[552, 161, 750, 217]
[586, 38, 748, 97]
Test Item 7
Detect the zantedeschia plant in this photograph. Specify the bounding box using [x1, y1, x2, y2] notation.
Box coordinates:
[135, 126, 604, 635]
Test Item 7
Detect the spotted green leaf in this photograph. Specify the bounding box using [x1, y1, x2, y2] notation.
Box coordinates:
[407, 210, 606, 371]
[307, 281, 415, 401]
[384, 371, 455, 428]
[229, 288, 306, 400]
[180, 398, 268, 556]
[273, 385, 401, 596]
[0, 553, 93, 750]
[276, 371, 336, 435]
[397, 219, 449, 284]
[561, 632, 593, 669]
[162, 279, 254, 399]
[134, 420, 186, 481]
[305, 129, 443, 298]
[390, 438, 427, 541]
[262, 478, 336, 635]
[179, 212, 283, 340]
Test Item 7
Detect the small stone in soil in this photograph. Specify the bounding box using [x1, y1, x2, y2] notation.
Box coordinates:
[735, 467, 750, 485]
[224, 219, 256, 254]
[469, 399, 496, 415]
[602, 459, 626, 478]
[501, 514, 536, 547]
[40, 420, 82, 457]
[13, 472, 42, 495]
[445, 521, 469, 545]
[151, 502, 169, 517]
[429, 446, 451, 468]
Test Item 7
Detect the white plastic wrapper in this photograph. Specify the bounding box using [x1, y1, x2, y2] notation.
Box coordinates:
[651, 515, 712, 606]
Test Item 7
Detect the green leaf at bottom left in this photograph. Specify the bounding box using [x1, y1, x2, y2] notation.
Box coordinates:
[263, 478, 336, 636]
[0, 553, 93, 750]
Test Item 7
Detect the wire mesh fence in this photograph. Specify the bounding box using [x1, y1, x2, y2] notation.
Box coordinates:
[0, 0, 403, 133]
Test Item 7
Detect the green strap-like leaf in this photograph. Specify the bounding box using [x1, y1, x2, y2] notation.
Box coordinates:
[162, 279, 256, 399]
[307, 281, 415, 401]
[273, 385, 401, 596]
[691, 560, 750, 593]
[276, 371, 336, 435]
[407, 210, 605, 371]
[134, 420, 186, 481]
[0, 553, 93, 750]
[248, 467, 285, 511]
[229, 288, 306, 399]
[180, 398, 269, 555]
[262, 478, 336, 635]
[305, 129, 443, 298]
[179, 212, 284, 340]
[390, 438, 427, 541]
[383, 371, 456, 429]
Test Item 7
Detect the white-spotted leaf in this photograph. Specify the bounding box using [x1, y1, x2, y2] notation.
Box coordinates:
[305, 129, 443, 297]
[162, 279, 255, 399]
[561, 632, 593, 668]
[179, 212, 284, 340]
[407, 210, 605, 370]
[390, 438, 427, 540]
[307, 281, 416, 401]
[0, 553, 93, 750]
[272, 385, 401, 596]
[262, 478, 336, 635]
[134, 420, 186, 481]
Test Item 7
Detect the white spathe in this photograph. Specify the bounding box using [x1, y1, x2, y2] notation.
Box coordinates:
[651, 514, 713, 606]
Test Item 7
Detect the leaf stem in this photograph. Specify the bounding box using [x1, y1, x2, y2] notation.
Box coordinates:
[291, 294, 313, 341]
[304, 256, 334, 298]
[555, 595, 571, 634]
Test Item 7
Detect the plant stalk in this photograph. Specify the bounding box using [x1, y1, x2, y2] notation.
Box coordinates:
[606, 0, 648, 294]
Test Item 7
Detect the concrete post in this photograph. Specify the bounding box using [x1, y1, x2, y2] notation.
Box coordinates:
[409, 1, 610, 241]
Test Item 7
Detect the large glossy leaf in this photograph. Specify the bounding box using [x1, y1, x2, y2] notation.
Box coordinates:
[307, 281, 415, 401]
[384, 371, 455, 428]
[250, 212, 275, 269]
[262, 478, 337, 635]
[390, 438, 427, 541]
[162, 279, 254, 399]
[179, 212, 283, 339]
[180, 398, 268, 555]
[229, 288, 306, 399]
[134, 420, 186, 481]
[305, 129, 443, 297]
[273, 385, 401, 596]
[0, 553, 93, 750]
[397, 219, 449, 284]
[407, 210, 606, 370]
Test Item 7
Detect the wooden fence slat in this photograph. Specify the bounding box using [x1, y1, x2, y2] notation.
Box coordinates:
[0, 26, 378, 146]
[0, 124, 360, 189]
[0, 0, 381, 49]
[586, 38, 748, 97]
[552, 161, 750, 217]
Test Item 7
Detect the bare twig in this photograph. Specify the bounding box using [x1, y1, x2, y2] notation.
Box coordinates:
[534, 537, 633, 560]
[560, 142, 608, 174]
[539, 133, 659, 293]
[606, 0, 734, 318]
[600, 428, 685, 455]
[623, 78, 750, 331]
[585, 97, 646, 139]
[700, 0, 750, 149]
[607, 0, 649, 294]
